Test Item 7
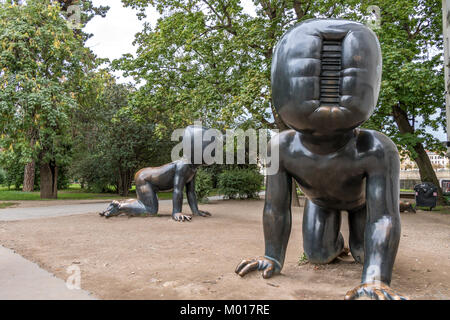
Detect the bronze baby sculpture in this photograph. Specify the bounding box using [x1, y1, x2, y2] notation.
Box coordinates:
[235, 19, 407, 300]
[100, 125, 212, 222]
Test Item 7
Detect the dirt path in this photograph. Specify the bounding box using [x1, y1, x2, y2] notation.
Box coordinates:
[0, 199, 449, 300]
[0, 195, 237, 221]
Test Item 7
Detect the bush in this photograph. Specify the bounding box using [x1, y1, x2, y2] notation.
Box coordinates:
[195, 168, 213, 202]
[218, 168, 264, 199]
[57, 166, 71, 190]
[0, 168, 5, 185]
[69, 154, 115, 193]
[3, 161, 24, 190]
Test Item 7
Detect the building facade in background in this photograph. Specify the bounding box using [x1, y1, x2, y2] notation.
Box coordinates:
[401, 151, 450, 171]
[400, 150, 450, 191]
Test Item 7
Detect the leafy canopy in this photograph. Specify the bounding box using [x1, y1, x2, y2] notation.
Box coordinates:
[0, 0, 92, 171]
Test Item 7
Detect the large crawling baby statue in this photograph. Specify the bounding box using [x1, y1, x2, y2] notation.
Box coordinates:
[100, 125, 212, 222]
[235, 19, 407, 300]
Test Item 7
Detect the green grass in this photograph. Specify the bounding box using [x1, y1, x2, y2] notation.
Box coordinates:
[0, 202, 16, 209]
[0, 184, 124, 201]
[415, 205, 450, 214]
[0, 183, 178, 201]
[415, 205, 441, 211]
[0, 190, 124, 201]
[298, 252, 309, 266]
[0, 184, 220, 201]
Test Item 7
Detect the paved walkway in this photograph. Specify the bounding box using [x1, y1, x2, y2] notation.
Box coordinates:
[0, 194, 257, 221]
[0, 202, 111, 221]
[0, 246, 95, 300]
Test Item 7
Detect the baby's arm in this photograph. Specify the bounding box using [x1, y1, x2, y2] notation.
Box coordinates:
[346, 132, 406, 300]
[236, 136, 292, 278]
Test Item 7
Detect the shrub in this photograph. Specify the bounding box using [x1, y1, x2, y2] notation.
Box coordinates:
[3, 162, 24, 190]
[0, 168, 5, 185]
[218, 168, 264, 199]
[195, 168, 213, 202]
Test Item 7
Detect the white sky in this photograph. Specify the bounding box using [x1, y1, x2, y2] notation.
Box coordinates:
[83, 0, 447, 142]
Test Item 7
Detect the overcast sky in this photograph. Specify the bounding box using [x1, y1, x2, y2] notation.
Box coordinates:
[82, 0, 447, 142]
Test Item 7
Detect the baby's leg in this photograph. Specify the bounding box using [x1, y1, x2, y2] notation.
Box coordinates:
[136, 180, 159, 215]
[101, 199, 148, 218]
[302, 200, 344, 264]
[347, 206, 366, 264]
[116, 199, 148, 216]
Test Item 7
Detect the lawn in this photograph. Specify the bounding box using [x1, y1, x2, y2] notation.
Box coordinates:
[0, 184, 174, 201]
[415, 205, 450, 214]
[0, 202, 16, 209]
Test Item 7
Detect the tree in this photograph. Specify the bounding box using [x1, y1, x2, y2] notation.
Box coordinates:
[0, 0, 92, 198]
[70, 80, 175, 196]
[117, 0, 362, 203]
[0, 0, 109, 193]
[119, 0, 449, 204]
[359, 0, 447, 203]
[117, 0, 362, 130]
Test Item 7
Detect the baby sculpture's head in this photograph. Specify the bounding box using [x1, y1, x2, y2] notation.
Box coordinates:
[183, 125, 221, 166]
[271, 19, 382, 136]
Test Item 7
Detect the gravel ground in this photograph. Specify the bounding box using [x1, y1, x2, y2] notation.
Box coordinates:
[0, 199, 449, 300]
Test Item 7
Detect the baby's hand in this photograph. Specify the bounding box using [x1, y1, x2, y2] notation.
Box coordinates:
[235, 257, 280, 279]
[345, 282, 409, 300]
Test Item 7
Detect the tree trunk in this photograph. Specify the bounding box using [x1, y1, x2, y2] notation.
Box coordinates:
[40, 162, 58, 199]
[392, 104, 445, 204]
[22, 130, 37, 192]
[22, 160, 35, 192]
[118, 169, 132, 197]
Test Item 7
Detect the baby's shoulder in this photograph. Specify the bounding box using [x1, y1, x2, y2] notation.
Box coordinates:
[355, 129, 399, 158]
[271, 129, 298, 149]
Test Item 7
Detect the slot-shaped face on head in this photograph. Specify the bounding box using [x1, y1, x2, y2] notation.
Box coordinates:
[271, 19, 382, 135]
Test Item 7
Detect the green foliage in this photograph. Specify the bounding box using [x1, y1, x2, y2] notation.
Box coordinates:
[195, 168, 213, 202]
[117, 0, 446, 195]
[360, 0, 445, 157]
[0, 186, 175, 201]
[0, 168, 5, 185]
[218, 167, 263, 199]
[1, 159, 24, 190]
[0, 0, 101, 197]
[55, 0, 110, 36]
[116, 0, 361, 131]
[0, 202, 16, 209]
[70, 81, 175, 195]
[56, 166, 71, 190]
[0, 189, 122, 201]
[1, 0, 446, 201]
[0, 162, 70, 191]
[298, 252, 309, 266]
[70, 153, 115, 193]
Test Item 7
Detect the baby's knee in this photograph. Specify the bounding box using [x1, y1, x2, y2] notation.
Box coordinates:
[349, 242, 364, 264]
[305, 250, 337, 264]
[304, 234, 344, 264]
